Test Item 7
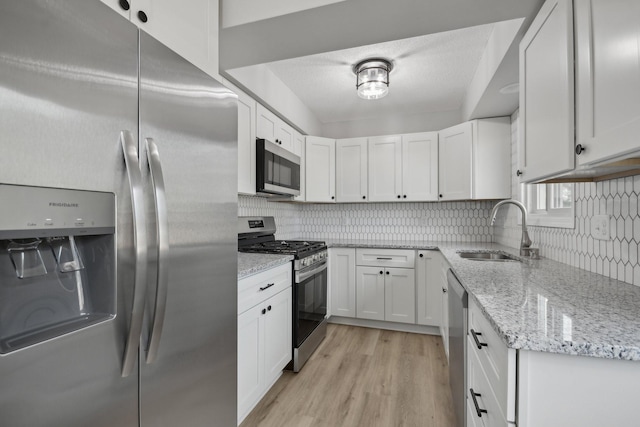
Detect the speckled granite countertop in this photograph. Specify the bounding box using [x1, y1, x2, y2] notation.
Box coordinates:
[237, 252, 293, 280]
[321, 239, 640, 361]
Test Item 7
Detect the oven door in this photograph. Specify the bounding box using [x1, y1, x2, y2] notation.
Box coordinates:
[293, 260, 327, 347]
[256, 139, 301, 196]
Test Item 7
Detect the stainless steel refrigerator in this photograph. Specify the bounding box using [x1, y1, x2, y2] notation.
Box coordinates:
[0, 1, 238, 426]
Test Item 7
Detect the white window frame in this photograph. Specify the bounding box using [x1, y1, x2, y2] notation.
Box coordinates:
[520, 182, 575, 229]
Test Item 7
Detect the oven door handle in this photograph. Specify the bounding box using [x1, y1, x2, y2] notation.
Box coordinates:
[296, 260, 327, 282]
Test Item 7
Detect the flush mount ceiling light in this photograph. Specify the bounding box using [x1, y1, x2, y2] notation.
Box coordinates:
[353, 58, 393, 100]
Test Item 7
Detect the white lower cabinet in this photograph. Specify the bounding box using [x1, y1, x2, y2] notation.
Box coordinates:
[355, 265, 415, 323]
[355, 249, 416, 324]
[329, 248, 357, 317]
[384, 267, 416, 323]
[466, 299, 517, 427]
[356, 266, 386, 321]
[416, 250, 443, 327]
[439, 256, 450, 359]
[263, 287, 293, 381]
[237, 264, 292, 425]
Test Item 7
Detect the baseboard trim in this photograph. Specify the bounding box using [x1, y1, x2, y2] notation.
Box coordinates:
[328, 316, 442, 336]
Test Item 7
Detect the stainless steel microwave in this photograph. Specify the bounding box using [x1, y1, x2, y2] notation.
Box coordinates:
[256, 138, 301, 197]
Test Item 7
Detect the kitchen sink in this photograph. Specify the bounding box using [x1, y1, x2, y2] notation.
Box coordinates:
[457, 251, 521, 262]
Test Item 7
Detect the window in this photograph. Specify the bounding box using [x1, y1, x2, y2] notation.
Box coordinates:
[521, 182, 575, 228]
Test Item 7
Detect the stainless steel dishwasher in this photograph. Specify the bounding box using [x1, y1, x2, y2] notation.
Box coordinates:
[447, 269, 468, 427]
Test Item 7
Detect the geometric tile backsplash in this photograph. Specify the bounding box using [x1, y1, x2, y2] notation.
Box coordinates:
[240, 109, 640, 287]
[299, 201, 495, 242]
[239, 196, 496, 242]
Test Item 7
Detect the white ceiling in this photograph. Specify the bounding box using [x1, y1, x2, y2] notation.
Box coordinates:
[220, 0, 544, 134]
[265, 24, 495, 124]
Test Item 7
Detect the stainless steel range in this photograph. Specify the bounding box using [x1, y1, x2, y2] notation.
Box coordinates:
[238, 217, 327, 372]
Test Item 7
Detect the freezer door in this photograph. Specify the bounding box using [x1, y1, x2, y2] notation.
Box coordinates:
[0, 1, 139, 427]
[138, 32, 238, 427]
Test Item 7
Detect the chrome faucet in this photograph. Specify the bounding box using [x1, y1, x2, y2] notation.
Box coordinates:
[489, 199, 532, 256]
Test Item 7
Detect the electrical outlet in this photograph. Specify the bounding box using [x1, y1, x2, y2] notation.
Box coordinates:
[591, 215, 610, 240]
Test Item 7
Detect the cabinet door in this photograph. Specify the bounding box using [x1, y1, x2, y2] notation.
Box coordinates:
[237, 304, 264, 422]
[368, 135, 402, 202]
[402, 132, 439, 201]
[356, 266, 385, 321]
[473, 118, 512, 199]
[575, 0, 640, 166]
[416, 251, 442, 327]
[237, 89, 256, 195]
[438, 122, 472, 201]
[519, 0, 574, 182]
[276, 122, 294, 153]
[256, 103, 277, 142]
[305, 136, 336, 202]
[329, 248, 356, 318]
[439, 258, 450, 360]
[133, 0, 219, 78]
[293, 132, 306, 201]
[264, 288, 292, 385]
[336, 137, 368, 202]
[384, 268, 415, 324]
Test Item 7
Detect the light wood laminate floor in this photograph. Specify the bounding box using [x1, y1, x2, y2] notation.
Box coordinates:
[240, 324, 457, 427]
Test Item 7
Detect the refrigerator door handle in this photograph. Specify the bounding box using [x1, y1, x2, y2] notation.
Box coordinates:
[120, 130, 149, 378]
[144, 138, 170, 364]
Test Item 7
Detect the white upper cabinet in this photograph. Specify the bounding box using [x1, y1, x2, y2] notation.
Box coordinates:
[368, 135, 403, 202]
[439, 122, 473, 200]
[256, 104, 294, 153]
[306, 136, 336, 203]
[236, 88, 257, 195]
[402, 132, 439, 202]
[574, 0, 640, 166]
[336, 138, 368, 202]
[438, 118, 511, 201]
[100, 0, 219, 79]
[518, 0, 574, 182]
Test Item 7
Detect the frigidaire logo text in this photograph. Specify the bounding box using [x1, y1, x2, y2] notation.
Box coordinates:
[49, 202, 79, 208]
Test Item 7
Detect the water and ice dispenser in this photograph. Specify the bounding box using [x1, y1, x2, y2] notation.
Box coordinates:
[0, 184, 116, 353]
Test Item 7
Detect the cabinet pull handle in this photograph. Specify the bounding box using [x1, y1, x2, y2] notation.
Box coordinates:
[397, 195, 401, 199]
[442, 287, 447, 293]
[403, 195, 407, 199]
[516, 169, 523, 177]
[386, 271, 389, 275]
[259, 283, 275, 291]
[470, 388, 488, 418]
[119, 0, 130, 10]
[471, 329, 488, 349]
[376, 257, 392, 260]
[419, 253, 424, 258]
[575, 144, 586, 155]
[267, 305, 272, 311]
[261, 308, 266, 315]
[439, 194, 443, 198]
[379, 271, 383, 275]
[331, 196, 335, 200]
[362, 196, 366, 200]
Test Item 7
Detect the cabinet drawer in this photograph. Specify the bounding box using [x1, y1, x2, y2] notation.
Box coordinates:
[238, 263, 292, 314]
[356, 248, 415, 268]
[468, 299, 516, 422]
[467, 342, 510, 427]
